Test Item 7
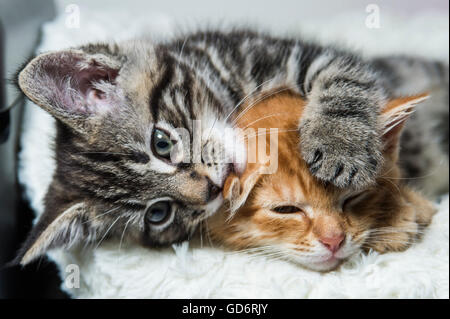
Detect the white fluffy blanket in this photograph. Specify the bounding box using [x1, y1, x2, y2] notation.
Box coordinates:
[18, 5, 449, 298]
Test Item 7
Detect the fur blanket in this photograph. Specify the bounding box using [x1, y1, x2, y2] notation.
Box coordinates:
[18, 4, 449, 298]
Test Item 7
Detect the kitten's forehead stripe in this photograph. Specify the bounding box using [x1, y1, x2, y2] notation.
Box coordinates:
[181, 67, 194, 121]
[171, 89, 190, 131]
[179, 45, 241, 106]
[149, 53, 175, 122]
[161, 91, 184, 128]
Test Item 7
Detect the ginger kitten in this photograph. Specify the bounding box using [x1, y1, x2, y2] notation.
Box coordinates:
[207, 92, 436, 271]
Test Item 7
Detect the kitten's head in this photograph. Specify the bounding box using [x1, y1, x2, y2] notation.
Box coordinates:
[15, 43, 245, 265]
[209, 92, 435, 271]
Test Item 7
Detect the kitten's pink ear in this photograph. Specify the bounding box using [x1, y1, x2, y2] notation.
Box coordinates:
[12, 203, 89, 266]
[223, 165, 264, 216]
[380, 93, 429, 158]
[18, 48, 122, 130]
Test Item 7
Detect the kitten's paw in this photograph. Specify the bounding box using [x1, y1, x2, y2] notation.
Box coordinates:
[367, 223, 417, 253]
[299, 118, 381, 189]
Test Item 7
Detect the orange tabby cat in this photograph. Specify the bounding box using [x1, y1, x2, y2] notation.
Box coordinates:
[207, 92, 435, 271]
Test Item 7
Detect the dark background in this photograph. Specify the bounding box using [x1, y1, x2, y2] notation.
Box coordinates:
[0, 0, 67, 298]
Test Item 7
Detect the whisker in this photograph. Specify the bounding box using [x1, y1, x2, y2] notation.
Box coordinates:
[367, 226, 424, 235]
[238, 112, 291, 130]
[83, 207, 121, 224]
[231, 86, 298, 125]
[362, 238, 419, 247]
[367, 229, 423, 235]
[199, 220, 204, 248]
[379, 157, 448, 181]
[203, 220, 215, 248]
[370, 226, 420, 233]
[242, 250, 286, 260]
[96, 215, 121, 249]
[231, 86, 296, 126]
[224, 78, 278, 123]
[118, 216, 133, 252]
[363, 237, 420, 246]
[75, 151, 134, 156]
[223, 245, 275, 255]
[207, 77, 278, 140]
[224, 245, 287, 259]
[178, 37, 188, 60]
[242, 128, 299, 140]
[377, 176, 402, 195]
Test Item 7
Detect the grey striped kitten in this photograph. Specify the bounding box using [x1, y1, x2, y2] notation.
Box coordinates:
[14, 30, 448, 265]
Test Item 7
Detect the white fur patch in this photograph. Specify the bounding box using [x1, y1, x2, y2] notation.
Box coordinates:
[19, 7, 448, 298]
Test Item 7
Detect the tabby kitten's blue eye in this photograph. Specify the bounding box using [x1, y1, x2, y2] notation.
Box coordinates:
[145, 201, 172, 225]
[152, 128, 174, 159]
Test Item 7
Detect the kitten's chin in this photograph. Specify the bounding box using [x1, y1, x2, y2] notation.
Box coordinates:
[294, 256, 344, 272]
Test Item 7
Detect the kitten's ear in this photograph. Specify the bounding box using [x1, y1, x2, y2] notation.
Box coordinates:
[223, 164, 264, 216]
[380, 93, 429, 158]
[13, 203, 89, 266]
[18, 48, 123, 131]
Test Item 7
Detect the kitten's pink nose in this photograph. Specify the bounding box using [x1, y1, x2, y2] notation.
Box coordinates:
[319, 234, 345, 253]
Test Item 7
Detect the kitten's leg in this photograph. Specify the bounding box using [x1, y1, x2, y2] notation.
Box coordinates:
[298, 54, 386, 189]
[368, 189, 436, 254]
[181, 35, 386, 188]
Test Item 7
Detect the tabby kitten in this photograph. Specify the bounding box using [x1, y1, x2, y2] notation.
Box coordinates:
[14, 29, 445, 265]
[208, 92, 436, 272]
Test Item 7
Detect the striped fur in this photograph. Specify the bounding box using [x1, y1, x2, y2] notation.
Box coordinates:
[371, 56, 449, 197]
[14, 29, 447, 265]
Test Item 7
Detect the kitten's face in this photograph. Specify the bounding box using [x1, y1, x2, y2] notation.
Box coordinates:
[218, 164, 407, 271]
[71, 49, 242, 246]
[209, 93, 435, 271]
[16, 43, 245, 264]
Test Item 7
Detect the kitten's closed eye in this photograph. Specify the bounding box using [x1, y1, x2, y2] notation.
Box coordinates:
[341, 191, 370, 211]
[271, 206, 304, 214]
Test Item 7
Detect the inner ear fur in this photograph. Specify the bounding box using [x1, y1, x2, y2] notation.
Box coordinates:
[18, 48, 122, 131]
[380, 93, 429, 159]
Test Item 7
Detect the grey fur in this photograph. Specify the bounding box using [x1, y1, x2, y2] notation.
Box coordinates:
[14, 29, 447, 264]
[371, 56, 449, 197]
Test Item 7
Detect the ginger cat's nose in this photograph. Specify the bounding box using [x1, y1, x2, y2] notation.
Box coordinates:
[319, 234, 345, 253]
[314, 215, 345, 252]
